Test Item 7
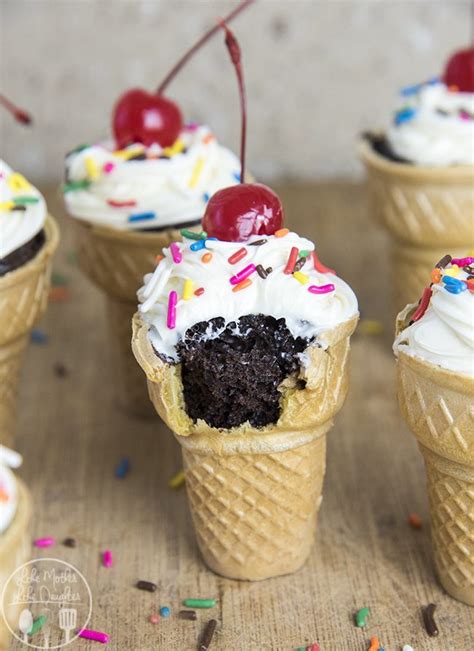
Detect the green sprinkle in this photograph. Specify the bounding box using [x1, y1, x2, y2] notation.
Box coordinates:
[180, 229, 208, 241]
[13, 196, 40, 205]
[28, 615, 47, 636]
[63, 180, 91, 193]
[182, 598, 216, 609]
[66, 250, 77, 265]
[299, 250, 310, 258]
[355, 606, 370, 628]
[52, 272, 70, 287]
[67, 143, 90, 156]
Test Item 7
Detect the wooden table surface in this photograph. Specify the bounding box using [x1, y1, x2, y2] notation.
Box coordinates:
[10, 182, 473, 650]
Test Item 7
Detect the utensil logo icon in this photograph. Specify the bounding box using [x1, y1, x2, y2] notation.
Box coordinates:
[1, 558, 92, 649]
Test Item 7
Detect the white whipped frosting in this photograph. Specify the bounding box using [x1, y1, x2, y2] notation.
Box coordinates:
[0, 446, 22, 535]
[394, 266, 474, 376]
[64, 125, 242, 231]
[0, 160, 47, 259]
[138, 231, 358, 361]
[387, 81, 474, 166]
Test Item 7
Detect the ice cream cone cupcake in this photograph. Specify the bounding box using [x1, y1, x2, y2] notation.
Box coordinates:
[0, 160, 59, 446]
[359, 46, 474, 312]
[0, 446, 32, 649]
[394, 256, 474, 605]
[64, 2, 252, 416]
[132, 22, 359, 580]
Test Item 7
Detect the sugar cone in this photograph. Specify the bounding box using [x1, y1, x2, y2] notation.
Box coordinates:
[359, 138, 474, 310]
[397, 349, 474, 605]
[0, 481, 32, 650]
[132, 312, 358, 580]
[0, 216, 59, 446]
[72, 218, 198, 417]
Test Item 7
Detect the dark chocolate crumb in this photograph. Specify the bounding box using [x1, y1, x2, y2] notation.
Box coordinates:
[63, 537, 76, 548]
[54, 363, 68, 378]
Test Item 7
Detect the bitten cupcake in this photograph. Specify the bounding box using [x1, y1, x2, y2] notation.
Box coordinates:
[0, 446, 32, 648]
[0, 160, 59, 445]
[63, 1, 251, 416]
[132, 22, 359, 580]
[359, 46, 474, 311]
[394, 256, 474, 605]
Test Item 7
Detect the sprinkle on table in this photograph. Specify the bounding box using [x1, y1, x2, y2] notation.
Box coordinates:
[228, 247, 247, 265]
[199, 619, 217, 651]
[31, 329, 48, 344]
[160, 606, 171, 618]
[49, 286, 71, 303]
[368, 635, 380, 651]
[408, 513, 423, 529]
[115, 457, 130, 479]
[102, 550, 113, 568]
[358, 319, 384, 336]
[78, 629, 109, 644]
[128, 212, 155, 223]
[167, 290, 178, 329]
[149, 614, 159, 625]
[355, 606, 370, 628]
[34, 537, 55, 549]
[136, 580, 157, 593]
[179, 610, 197, 621]
[183, 279, 193, 301]
[63, 537, 76, 548]
[422, 603, 439, 637]
[306, 644, 320, 651]
[169, 469, 186, 489]
[183, 598, 216, 609]
[284, 247, 299, 274]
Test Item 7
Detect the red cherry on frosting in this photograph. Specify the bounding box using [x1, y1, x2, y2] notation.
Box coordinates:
[443, 46, 474, 92]
[202, 183, 284, 242]
[112, 88, 183, 149]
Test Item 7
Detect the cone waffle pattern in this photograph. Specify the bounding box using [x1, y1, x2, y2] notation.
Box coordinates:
[73, 219, 198, 416]
[0, 216, 59, 445]
[133, 312, 358, 579]
[397, 351, 474, 605]
[0, 481, 32, 650]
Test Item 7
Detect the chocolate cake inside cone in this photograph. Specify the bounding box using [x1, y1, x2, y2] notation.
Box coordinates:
[0, 229, 46, 276]
[174, 314, 309, 429]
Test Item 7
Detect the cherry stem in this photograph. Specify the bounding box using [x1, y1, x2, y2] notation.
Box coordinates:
[0, 94, 32, 125]
[157, 0, 254, 95]
[220, 21, 246, 184]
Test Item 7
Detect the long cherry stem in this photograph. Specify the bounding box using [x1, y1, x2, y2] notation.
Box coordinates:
[0, 94, 31, 125]
[220, 21, 246, 184]
[157, 0, 254, 95]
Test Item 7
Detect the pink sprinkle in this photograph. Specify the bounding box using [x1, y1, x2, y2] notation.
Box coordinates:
[184, 122, 199, 131]
[170, 242, 182, 264]
[307, 644, 320, 651]
[451, 256, 474, 266]
[149, 614, 159, 624]
[102, 550, 113, 568]
[230, 264, 256, 285]
[34, 537, 55, 548]
[167, 291, 178, 329]
[308, 284, 335, 295]
[103, 161, 115, 174]
[78, 629, 109, 644]
[460, 110, 472, 121]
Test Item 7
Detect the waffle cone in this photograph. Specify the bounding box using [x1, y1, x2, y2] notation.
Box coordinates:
[359, 138, 474, 309]
[397, 350, 474, 605]
[0, 481, 32, 650]
[132, 312, 358, 580]
[72, 218, 198, 416]
[0, 216, 59, 446]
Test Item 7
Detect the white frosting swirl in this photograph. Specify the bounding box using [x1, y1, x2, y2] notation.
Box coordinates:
[0, 446, 22, 535]
[387, 81, 474, 166]
[138, 231, 358, 361]
[64, 125, 242, 230]
[0, 160, 47, 259]
[394, 265, 474, 376]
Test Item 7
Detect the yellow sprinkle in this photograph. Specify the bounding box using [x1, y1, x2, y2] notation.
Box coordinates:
[183, 279, 193, 301]
[162, 138, 185, 157]
[0, 201, 14, 211]
[188, 157, 204, 188]
[169, 470, 185, 489]
[467, 250, 474, 257]
[8, 173, 31, 192]
[358, 319, 384, 336]
[293, 271, 309, 285]
[443, 265, 460, 277]
[113, 147, 145, 160]
[85, 156, 100, 180]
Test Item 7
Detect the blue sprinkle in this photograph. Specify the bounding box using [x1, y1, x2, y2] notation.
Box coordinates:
[400, 83, 422, 97]
[115, 457, 130, 479]
[442, 275, 460, 284]
[444, 279, 467, 294]
[395, 107, 418, 125]
[31, 329, 48, 345]
[233, 171, 241, 182]
[203, 192, 210, 203]
[426, 76, 440, 85]
[190, 239, 206, 251]
[160, 606, 170, 618]
[128, 212, 155, 223]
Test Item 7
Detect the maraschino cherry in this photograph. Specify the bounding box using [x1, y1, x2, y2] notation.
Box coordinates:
[443, 46, 474, 92]
[202, 23, 284, 242]
[0, 93, 31, 125]
[112, 0, 254, 149]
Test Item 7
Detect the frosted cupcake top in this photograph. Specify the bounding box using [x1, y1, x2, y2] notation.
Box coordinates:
[0, 446, 22, 535]
[386, 79, 474, 166]
[0, 160, 47, 259]
[63, 125, 242, 231]
[138, 229, 359, 361]
[394, 255, 474, 376]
